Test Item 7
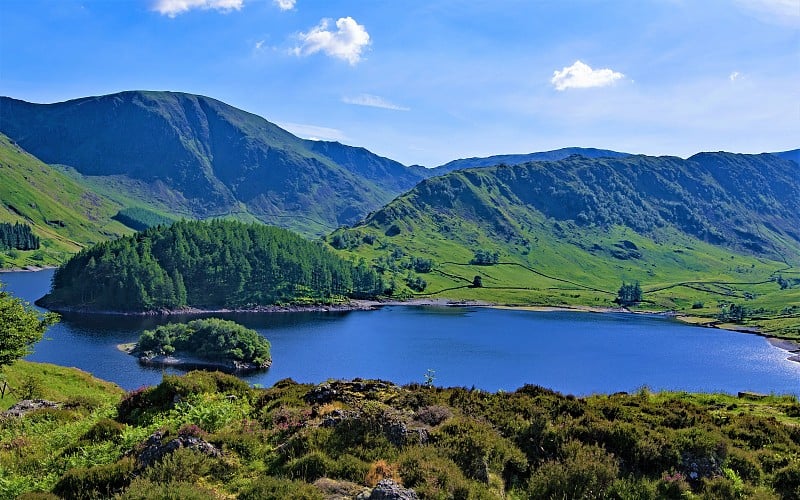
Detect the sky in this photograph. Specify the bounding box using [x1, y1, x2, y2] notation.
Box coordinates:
[0, 0, 798, 167]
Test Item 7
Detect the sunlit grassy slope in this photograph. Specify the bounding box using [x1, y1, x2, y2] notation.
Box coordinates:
[0, 134, 131, 268]
[331, 155, 800, 339]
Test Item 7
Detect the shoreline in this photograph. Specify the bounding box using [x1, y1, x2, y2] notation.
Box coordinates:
[0, 265, 57, 273]
[117, 343, 271, 373]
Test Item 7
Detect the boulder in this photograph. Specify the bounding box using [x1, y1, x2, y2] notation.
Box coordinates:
[360, 479, 419, 500]
[136, 430, 221, 469]
[2, 399, 60, 418]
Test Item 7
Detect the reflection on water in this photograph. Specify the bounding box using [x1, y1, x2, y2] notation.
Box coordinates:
[3, 269, 799, 395]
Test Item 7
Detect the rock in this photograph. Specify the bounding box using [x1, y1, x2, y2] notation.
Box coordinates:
[313, 478, 369, 499]
[304, 379, 400, 405]
[363, 479, 419, 500]
[680, 451, 722, 482]
[136, 430, 221, 469]
[2, 399, 60, 418]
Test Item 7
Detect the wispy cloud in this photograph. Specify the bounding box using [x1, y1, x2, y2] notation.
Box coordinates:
[551, 60, 624, 91]
[342, 94, 409, 111]
[278, 122, 347, 142]
[729, 71, 741, 82]
[273, 0, 296, 11]
[153, 0, 244, 17]
[292, 17, 370, 65]
[734, 0, 800, 27]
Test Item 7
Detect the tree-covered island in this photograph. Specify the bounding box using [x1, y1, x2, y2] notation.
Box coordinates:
[130, 318, 271, 373]
[37, 220, 384, 313]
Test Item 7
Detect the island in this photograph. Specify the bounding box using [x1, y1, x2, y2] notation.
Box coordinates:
[127, 318, 271, 373]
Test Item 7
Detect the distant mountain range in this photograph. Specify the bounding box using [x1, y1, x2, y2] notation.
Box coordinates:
[0, 91, 429, 235]
[432, 147, 631, 173]
[0, 90, 797, 265]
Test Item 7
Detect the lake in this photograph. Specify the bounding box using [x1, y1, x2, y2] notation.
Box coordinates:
[3, 269, 799, 395]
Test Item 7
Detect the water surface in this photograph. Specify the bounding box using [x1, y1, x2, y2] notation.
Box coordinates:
[3, 269, 798, 395]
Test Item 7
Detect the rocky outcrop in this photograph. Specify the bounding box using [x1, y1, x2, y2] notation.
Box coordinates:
[358, 479, 419, 500]
[135, 430, 221, 469]
[304, 379, 401, 405]
[136, 353, 270, 374]
[1, 399, 60, 418]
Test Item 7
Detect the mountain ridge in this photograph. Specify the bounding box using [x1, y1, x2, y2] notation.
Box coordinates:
[0, 91, 426, 235]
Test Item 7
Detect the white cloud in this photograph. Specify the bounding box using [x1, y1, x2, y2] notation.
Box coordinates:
[342, 94, 409, 111]
[551, 60, 625, 91]
[278, 122, 347, 142]
[273, 0, 295, 11]
[729, 71, 741, 81]
[153, 0, 243, 17]
[734, 0, 800, 27]
[292, 17, 370, 65]
[255, 40, 265, 50]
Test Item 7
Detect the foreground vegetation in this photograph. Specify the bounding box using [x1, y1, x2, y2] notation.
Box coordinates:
[1, 363, 798, 499]
[39, 220, 384, 312]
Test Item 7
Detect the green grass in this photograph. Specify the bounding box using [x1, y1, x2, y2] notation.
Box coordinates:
[0, 134, 132, 268]
[332, 211, 800, 339]
[0, 360, 123, 411]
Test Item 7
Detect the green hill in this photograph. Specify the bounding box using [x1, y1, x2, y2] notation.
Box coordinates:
[330, 153, 800, 338]
[0, 91, 429, 236]
[0, 133, 131, 268]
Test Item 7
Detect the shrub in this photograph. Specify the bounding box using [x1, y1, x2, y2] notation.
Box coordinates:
[726, 448, 762, 484]
[366, 459, 397, 487]
[332, 454, 370, 483]
[527, 441, 619, 500]
[435, 417, 527, 484]
[239, 476, 324, 500]
[656, 472, 691, 499]
[773, 463, 800, 500]
[398, 446, 471, 500]
[52, 457, 135, 500]
[16, 494, 59, 500]
[119, 479, 218, 500]
[285, 451, 333, 482]
[415, 405, 453, 426]
[141, 447, 216, 484]
[83, 418, 126, 442]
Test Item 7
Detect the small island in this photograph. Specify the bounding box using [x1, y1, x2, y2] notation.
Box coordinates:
[129, 318, 271, 373]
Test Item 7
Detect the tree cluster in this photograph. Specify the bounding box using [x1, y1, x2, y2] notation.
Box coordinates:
[0, 222, 39, 251]
[44, 220, 384, 312]
[616, 281, 642, 306]
[470, 250, 499, 266]
[0, 287, 59, 369]
[136, 318, 270, 365]
[718, 303, 746, 323]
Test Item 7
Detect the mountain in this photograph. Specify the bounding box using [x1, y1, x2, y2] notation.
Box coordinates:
[772, 148, 799, 164]
[330, 152, 800, 335]
[433, 147, 630, 173]
[0, 91, 427, 236]
[0, 133, 130, 267]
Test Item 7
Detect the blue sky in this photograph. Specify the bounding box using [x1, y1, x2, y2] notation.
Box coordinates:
[1, 0, 798, 167]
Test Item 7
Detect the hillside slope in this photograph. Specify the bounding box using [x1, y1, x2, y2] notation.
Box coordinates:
[331, 153, 800, 337]
[0, 134, 130, 267]
[0, 91, 427, 235]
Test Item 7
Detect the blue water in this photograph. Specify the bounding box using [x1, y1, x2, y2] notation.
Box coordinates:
[2, 269, 799, 395]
